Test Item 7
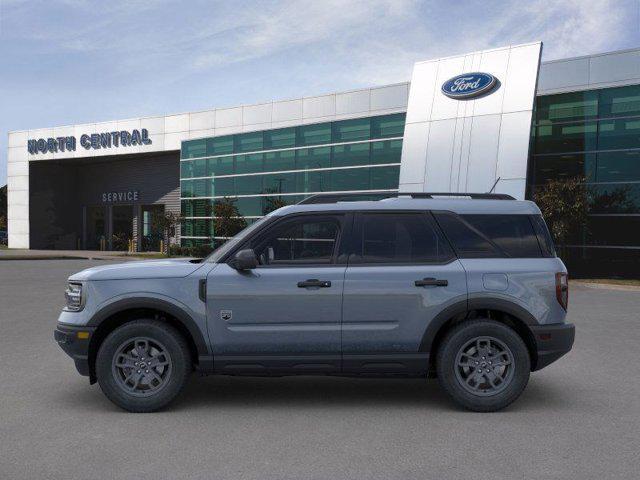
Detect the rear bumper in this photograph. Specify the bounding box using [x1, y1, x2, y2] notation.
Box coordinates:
[54, 323, 96, 377]
[531, 322, 575, 371]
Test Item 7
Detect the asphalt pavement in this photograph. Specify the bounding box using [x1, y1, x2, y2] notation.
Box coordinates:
[1, 259, 639, 480]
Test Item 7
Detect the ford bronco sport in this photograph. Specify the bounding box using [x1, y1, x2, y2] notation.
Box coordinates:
[55, 192, 574, 412]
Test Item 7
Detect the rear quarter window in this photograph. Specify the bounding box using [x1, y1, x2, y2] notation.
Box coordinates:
[461, 215, 543, 258]
[434, 212, 547, 258]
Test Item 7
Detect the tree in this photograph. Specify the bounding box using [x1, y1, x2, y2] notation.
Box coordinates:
[533, 177, 589, 255]
[0, 185, 7, 230]
[151, 210, 183, 254]
[213, 197, 247, 244]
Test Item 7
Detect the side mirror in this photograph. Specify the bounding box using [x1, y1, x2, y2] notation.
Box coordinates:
[230, 249, 258, 270]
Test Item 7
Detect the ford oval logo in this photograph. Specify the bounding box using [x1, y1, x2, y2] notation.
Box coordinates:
[441, 72, 497, 99]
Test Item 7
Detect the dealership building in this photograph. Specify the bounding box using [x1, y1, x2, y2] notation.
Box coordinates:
[6, 43, 640, 275]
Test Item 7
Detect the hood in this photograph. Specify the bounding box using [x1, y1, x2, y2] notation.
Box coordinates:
[69, 258, 203, 281]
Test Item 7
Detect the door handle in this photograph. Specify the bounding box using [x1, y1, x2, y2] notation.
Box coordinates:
[415, 278, 448, 287]
[297, 279, 332, 288]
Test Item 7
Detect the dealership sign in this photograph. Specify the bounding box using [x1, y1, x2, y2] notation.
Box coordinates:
[441, 72, 497, 99]
[27, 129, 152, 155]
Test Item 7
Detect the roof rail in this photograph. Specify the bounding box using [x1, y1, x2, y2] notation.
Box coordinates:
[297, 191, 514, 204]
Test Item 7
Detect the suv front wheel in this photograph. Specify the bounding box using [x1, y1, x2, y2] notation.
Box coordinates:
[436, 319, 530, 412]
[96, 320, 192, 412]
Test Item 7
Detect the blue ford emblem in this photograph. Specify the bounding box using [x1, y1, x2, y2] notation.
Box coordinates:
[441, 72, 497, 99]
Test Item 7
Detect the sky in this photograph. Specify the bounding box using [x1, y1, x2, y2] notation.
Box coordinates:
[1, 0, 639, 186]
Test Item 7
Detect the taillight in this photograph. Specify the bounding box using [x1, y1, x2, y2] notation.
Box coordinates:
[555, 272, 568, 310]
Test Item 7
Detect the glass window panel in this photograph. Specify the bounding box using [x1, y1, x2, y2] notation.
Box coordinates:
[180, 161, 192, 179]
[332, 118, 370, 142]
[597, 119, 640, 150]
[252, 218, 340, 265]
[358, 213, 453, 264]
[296, 170, 331, 193]
[328, 168, 369, 191]
[235, 175, 263, 195]
[181, 139, 206, 159]
[262, 172, 296, 194]
[206, 136, 233, 156]
[183, 219, 213, 237]
[296, 123, 331, 146]
[332, 143, 370, 167]
[209, 156, 234, 176]
[434, 212, 501, 258]
[264, 150, 295, 171]
[535, 91, 598, 124]
[533, 121, 598, 154]
[370, 166, 400, 190]
[234, 132, 263, 153]
[264, 128, 296, 149]
[596, 151, 640, 183]
[180, 180, 197, 198]
[530, 153, 596, 184]
[598, 85, 640, 118]
[296, 147, 331, 170]
[371, 113, 406, 139]
[583, 216, 640, 246]
[462, 215, 542, 258]
[589, 183, 640, 214]
[235, 153, 264, 174]
[182, 199, 212, 217]
[212, 177, 235, 197]
[371, 139, 402, 164]
[235, 197, 263, 217]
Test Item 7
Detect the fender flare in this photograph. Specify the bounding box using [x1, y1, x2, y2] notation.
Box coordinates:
[419, 297, 538, 353]
[87, 296, 210, 357]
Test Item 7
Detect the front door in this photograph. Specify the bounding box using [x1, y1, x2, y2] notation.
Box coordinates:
[341, 211, 467, 374]
[206, 213, 348, 374]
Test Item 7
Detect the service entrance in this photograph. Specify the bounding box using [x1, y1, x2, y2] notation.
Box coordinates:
[111, 205, 134, 251]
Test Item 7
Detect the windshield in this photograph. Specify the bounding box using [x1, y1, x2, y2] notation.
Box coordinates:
[205, 216, 272, 263]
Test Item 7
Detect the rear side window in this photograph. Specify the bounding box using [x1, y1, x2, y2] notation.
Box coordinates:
[354, 213, 454, 264]
[461, 215, 542, 258]
[433, 213, 500, 258]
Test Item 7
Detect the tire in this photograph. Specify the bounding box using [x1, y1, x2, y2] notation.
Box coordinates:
[436, 319, 530, 412]
[96, 320, 192, 412]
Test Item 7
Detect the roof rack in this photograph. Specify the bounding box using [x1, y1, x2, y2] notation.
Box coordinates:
[297, 191, 514, 204]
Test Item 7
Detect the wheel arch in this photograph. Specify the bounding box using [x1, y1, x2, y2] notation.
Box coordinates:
[86, 297, 211, 383]
[421, 298, 539, 373]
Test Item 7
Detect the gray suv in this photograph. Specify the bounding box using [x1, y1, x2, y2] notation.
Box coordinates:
[54, 193, 574, 412]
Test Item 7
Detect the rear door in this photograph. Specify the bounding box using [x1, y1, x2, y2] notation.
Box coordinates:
[341, 211, 467, 374]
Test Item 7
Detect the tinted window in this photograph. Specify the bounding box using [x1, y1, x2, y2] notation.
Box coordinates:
[530, 215, 557, 257]
[433, 213, 499, 258]
[253, 217, 340, 265]
[356, 213, 453, 264]
[462, 215, 542, 258]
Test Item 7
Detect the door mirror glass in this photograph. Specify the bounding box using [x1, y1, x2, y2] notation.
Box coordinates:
[230, 249, 258, 270]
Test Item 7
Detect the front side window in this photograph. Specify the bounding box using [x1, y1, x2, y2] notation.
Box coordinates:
[252, 216, 341, 265]
[355, 213, 453, 264]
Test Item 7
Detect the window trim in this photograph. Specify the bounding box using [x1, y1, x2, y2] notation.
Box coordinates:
[347, 210, 457, 267]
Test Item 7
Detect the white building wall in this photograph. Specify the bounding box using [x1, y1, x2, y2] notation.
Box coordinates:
[7, 84, 409, 249]
[399, 42, 542, 199]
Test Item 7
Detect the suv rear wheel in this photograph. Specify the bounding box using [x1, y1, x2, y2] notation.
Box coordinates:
[96, 320, 192, 412]
[436, 319, 530, 412]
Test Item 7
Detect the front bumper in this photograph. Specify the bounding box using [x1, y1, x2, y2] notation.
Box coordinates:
[531, 322, 575, 371]
[54, 323, 96, 377]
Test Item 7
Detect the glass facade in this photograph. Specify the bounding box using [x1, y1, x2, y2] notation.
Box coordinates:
[528, 84, 640, 277]
[180, 113, 405, 246]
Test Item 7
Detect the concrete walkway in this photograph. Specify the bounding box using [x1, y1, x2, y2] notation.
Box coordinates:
[0, 249, 160, 261]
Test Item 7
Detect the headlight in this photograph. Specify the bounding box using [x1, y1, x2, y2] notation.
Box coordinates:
[64, 282, 84, 311]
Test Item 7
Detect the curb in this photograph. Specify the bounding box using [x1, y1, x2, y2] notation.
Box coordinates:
[571, 281, 640, 292]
